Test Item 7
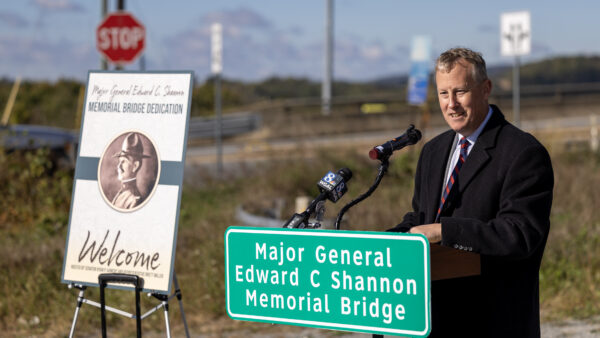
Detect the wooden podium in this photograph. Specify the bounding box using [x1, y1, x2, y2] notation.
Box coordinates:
[430, 243, 480, 281]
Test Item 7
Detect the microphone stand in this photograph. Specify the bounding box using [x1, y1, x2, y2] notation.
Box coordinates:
[334, 156, 390, 230]
[334, 159, 390, 338]
[282, 193, 327, 229]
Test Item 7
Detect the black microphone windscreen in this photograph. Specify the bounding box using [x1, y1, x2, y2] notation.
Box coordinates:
[410, 128, 422, 144]
[338, 167, 352, 182]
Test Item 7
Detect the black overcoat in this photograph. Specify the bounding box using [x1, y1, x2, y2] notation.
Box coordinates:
[391, 105, 554, 337]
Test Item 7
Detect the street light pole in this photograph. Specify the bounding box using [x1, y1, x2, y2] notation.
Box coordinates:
[322, 0, 333, 116]
[214, 74, 223, 175]
[211, 23, 224, 176]
[501, 11, 530, 129]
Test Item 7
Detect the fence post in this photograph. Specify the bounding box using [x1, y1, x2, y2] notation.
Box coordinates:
[591, 115, 598, 152]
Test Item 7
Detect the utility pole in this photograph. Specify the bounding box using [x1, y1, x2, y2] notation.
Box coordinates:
[100, 0, 108, 70]
[115, 0, 125, 71]
[322, 0, 333, 116]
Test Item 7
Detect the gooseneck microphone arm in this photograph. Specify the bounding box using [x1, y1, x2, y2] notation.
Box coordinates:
[334, 159, 389, 230]
[335, 125, 422, 230]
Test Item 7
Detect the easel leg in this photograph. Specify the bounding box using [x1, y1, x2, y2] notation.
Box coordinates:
[151, 293, 173, 338]
[69, 284, 86, 338]
[163, 299, 171, 338]
[67, 274, 190, 337]
[173, 273, 191, 338]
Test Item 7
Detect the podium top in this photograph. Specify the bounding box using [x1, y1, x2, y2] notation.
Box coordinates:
[430, 243, 480, 281]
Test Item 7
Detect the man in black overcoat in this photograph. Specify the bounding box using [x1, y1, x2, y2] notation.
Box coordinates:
[388, 47, 554, 337]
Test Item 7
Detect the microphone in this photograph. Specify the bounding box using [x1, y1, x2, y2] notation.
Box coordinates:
[283, 168, 353, 228]
[368, 124, 422, 160]
[317, 167, 352, 202]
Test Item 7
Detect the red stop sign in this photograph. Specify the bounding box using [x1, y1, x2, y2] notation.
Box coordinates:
[97, 12, 145, 64]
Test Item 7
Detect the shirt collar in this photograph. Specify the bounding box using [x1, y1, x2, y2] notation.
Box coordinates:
[457, 105, 493, 146]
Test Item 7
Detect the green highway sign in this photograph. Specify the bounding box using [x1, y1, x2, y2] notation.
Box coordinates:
[225, 227, 431, 337]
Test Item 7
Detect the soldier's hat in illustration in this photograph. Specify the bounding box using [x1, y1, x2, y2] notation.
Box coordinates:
[113, 132, 151, 159]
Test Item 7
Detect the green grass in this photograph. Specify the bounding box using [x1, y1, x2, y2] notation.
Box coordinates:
[0, 147, 598, 335]
[540, 150, 600, 320]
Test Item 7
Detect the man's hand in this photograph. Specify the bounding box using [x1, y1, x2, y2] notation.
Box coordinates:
[409, 223, 442, 243]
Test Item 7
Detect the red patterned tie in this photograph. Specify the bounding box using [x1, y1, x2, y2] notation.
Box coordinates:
[436, 137, 469, 222]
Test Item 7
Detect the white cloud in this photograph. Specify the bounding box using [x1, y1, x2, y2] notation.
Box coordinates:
[31, 0, 84, 12]
[0, 6, 409, 82]
[0, 35, 96, 80]
[157, 7, 408, 82]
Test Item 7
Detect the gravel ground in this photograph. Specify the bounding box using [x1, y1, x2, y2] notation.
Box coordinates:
[541, 317, 600, 338]
[142, 316, 600, 337]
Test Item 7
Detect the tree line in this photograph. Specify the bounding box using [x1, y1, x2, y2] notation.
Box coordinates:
[1, 55, 599, 129]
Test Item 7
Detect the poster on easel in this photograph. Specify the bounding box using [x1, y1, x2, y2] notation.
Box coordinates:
[61, 71, 193, 294]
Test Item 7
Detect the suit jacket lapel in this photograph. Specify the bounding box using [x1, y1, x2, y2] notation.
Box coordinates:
[427, 131, 455, 222]
[457, 105, 505, 194]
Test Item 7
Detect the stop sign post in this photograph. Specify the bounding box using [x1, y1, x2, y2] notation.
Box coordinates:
[97, 12, 145, 65]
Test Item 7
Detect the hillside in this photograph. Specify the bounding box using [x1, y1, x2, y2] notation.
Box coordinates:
[502, 55, 600, 85]
[1, 55, 600, 128]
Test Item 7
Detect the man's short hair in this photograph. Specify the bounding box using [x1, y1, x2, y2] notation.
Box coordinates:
[435, 47, 488, 84]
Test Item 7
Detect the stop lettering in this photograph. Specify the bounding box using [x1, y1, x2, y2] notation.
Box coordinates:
[98, 26, 144, 50]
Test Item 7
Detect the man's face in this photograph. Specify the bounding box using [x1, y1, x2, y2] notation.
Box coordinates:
[117, 155, 139, 181]
[436, 61, 492, 136]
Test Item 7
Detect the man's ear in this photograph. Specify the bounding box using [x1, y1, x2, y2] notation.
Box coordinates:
[133, 160, 141, 173]
[482, 79, 492, 100]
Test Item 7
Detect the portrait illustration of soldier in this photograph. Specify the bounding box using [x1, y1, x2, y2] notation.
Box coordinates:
[98, 131, 160, 212]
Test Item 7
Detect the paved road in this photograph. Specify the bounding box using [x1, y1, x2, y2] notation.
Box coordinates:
[186, 114, 599, 168]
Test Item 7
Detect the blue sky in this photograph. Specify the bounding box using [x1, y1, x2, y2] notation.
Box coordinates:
[1, 0, 599, 82]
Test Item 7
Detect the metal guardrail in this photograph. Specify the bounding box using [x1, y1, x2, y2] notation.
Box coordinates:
[188, 112, 261, 140]
[235, 205, 284, 228]
[235, 204, 336, 229]
[494, 82, 600, 97]
[241, 82, 600, 111]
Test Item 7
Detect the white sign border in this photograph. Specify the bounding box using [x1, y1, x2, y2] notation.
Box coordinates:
[225, 227, 431, 336]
